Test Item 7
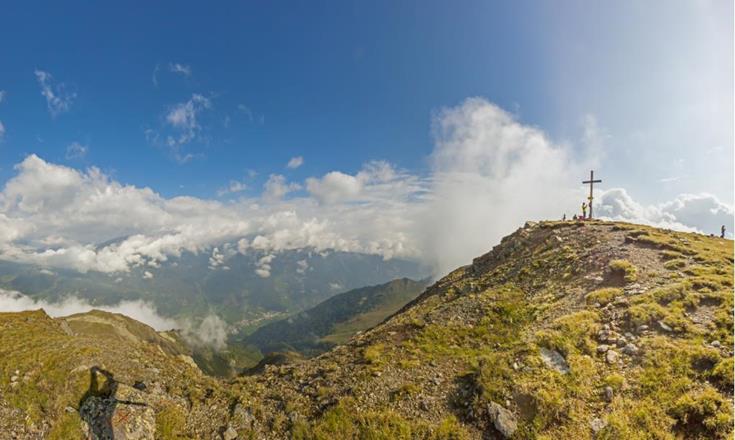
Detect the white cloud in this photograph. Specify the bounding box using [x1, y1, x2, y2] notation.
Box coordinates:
[263, 174, 300, 201]
[0, 288, 178, 330]
[168, 63, 192, 77]
[0, 121, 5, 141]
[143, 271, 154, 279]
[597, 189, 734, 237]
[152, 64, 160, 87]
[238, 104, 254, 122]
[208, 246, 236, 270]
[306, 171, 362, 204]
[65, 142, 88, 160]
[0, 98, 729, 278]
[0, 90, 5, 104]
[296, 259, 309, 274]
[0, 288, 230, 349]
[217, 180, 248, 197]
[34, 70, 76, 117]
[148, 94, 213, 163]
[181, 314, 229, 350]
[421, 98, 594, 274]
[287, 156, 304, 169]
[255, 254, 275, 278]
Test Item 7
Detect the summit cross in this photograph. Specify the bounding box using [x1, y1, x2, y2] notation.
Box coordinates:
[582, 170, 602, 219]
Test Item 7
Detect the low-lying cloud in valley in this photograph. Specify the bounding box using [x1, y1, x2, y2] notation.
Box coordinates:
[0, 288, 230, 349]
[0, 288, 178, 330]
[0, 97, 731, 299]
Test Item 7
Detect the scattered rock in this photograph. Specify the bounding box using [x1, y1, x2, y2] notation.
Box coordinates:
[596, 345, 609, 354]
[590, 417, 607, 433]
[622, 344, 639, 356]
[711, 340, 721, 348]
[222, 425, 238, 440]
[605, 350, 619, 364]
[637, 324, 649, 333]
[604, 386, 614, 402]
[487, 402, 517, 438]
[539, 348, 570, 374]
[658, 321, 672, 332]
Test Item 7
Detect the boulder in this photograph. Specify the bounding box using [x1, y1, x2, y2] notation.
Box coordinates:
[487, 402, 517, 438]
[605, 350, 619, 364]
[222, 426, 238, 440]
[539, 348, 570, 374]
[603, 386, 614, 402]
[590, 417, 607, 434]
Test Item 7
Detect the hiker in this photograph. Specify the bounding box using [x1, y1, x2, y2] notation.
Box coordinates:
[581, 202, 587, 220]
[572, 214, 578, 221]
[721, 225, 726, 239]
[562, 214, 566, 221]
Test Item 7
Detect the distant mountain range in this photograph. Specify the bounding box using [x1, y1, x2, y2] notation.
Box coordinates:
[0, 248, 430, 326]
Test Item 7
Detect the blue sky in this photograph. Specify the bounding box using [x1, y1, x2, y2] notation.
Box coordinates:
[1, 1, 728, 201]
[0, 1, 545, 196]
[0, 1, 732, 276]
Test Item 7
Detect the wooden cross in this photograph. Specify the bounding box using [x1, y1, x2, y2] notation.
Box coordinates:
[582, 170, 602, 219]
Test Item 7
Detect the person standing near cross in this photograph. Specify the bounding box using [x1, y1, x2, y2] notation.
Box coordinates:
[582, 170, 602, 219]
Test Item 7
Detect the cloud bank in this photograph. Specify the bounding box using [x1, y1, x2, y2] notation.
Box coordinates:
[0, 288, 178, 330]
[0, 98, 730, 280]
[0, 288, 231, 349]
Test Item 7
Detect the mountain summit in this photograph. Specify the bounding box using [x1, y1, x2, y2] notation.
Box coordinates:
[0, 220, 732, 439]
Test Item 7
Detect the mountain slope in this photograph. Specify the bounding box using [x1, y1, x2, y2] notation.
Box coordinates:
[0, 220, 732, 439]
[244, 278, 429, 357]
[0, 309, 232, 439]
[229, 220, 733, 438]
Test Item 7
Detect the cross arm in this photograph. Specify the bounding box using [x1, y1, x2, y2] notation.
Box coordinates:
[582, 179, 602, 184]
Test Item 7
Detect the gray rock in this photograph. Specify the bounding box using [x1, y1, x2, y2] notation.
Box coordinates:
[222, 426, 238, 440]
[590, 417, 607, 433]
[605, 350, 619, 364]
[622, 344, 639, 355]
[711, 340, 721, 348]
[658, 320, 672, 332]
[604, 386, 614, 402]
[419, 400, 430, 411]
[539, 348, 570, 374]
[596, 345, 609, 354]
[487, 402, 517, 438]
[637, 324, 649, 332]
